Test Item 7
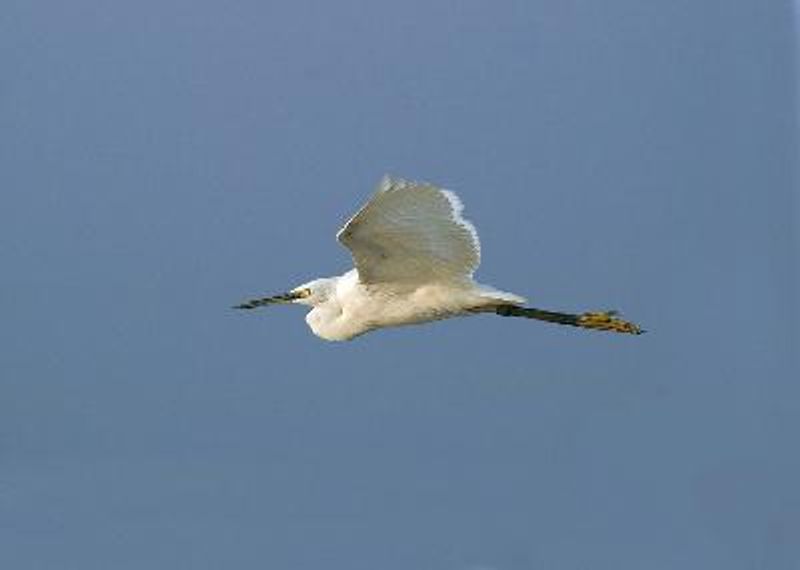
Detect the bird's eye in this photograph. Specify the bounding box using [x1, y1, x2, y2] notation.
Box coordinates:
[300, 288, 312, 298]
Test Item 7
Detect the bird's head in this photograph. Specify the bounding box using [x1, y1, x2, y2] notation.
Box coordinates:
[287, 278, 336, 307]
[233, 277, 335, 310]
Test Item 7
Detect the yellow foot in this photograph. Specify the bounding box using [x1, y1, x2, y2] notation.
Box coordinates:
[577, 311, 644, 335]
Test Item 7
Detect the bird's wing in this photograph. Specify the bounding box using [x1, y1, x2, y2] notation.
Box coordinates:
[336, 175, 481, 284]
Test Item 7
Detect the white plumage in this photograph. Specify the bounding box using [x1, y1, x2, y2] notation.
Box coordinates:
[337, 176, 482, 284]
[235, 175, 643, 340]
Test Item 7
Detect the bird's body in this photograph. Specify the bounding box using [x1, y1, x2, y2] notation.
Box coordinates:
[300, 268, 524, 341]
[235, 176, 643, 340]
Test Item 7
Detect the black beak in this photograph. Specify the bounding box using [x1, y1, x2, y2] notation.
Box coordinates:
[233, 290, 305, 310]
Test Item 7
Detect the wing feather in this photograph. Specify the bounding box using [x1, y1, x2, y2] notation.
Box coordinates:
[337, 176, 481, 284]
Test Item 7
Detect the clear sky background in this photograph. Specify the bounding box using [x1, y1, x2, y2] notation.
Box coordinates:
[2, 1, 798, 569]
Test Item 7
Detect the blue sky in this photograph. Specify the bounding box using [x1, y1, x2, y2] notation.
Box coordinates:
[2, 1, 798, 569]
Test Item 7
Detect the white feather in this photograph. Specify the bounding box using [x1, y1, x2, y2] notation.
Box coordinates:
[337, 175, 482, 284]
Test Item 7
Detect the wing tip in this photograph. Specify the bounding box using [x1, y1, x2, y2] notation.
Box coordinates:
[378, 173, 410, 193]
[383, 175, 483, 268]
[440, 188, 481, 262]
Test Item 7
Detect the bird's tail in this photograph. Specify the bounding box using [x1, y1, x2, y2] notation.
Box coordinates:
[477, 285, 527, 306]
[494, 305, 644, 335]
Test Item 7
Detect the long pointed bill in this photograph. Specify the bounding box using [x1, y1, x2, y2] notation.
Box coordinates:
[233, 289, 309, 310]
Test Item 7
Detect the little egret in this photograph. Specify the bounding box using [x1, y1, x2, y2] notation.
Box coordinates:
[235, 175, 643, 341]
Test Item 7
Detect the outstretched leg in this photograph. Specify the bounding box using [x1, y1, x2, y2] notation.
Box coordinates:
[494, 305, 644, 335]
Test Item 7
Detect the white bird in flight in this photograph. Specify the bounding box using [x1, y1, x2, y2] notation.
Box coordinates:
[235, 175, 643, 341]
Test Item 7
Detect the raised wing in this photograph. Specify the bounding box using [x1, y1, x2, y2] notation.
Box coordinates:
[337, 175, 481, 284]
